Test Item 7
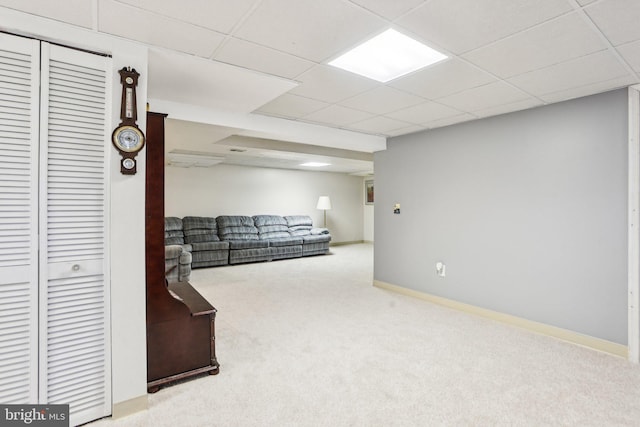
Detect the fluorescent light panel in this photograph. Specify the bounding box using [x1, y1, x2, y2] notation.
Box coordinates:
[329, 29, 448, 83]
[301, 162, 331, 167]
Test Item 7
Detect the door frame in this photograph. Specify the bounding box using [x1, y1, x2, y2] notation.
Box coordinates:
[628, 85, 640, 363]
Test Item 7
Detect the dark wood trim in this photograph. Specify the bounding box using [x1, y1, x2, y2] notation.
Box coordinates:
[145, 112, 220, 393]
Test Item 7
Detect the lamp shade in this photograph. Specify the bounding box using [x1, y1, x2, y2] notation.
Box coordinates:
[316, 196, 332, 210]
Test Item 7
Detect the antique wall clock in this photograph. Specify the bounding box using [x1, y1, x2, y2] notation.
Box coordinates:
[112, 67, 145, 175]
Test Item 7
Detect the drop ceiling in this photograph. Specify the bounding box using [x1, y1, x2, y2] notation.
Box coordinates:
[2, 0, 640, 173]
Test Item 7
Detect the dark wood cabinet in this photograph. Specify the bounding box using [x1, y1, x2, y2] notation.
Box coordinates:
[145, 112, 219, 393]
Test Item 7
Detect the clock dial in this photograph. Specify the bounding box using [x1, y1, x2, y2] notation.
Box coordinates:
[122, 158, 136, 170]
[113, 125, 144, 153]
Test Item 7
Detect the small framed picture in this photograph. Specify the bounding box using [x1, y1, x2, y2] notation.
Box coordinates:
[365, 180, 374, 205]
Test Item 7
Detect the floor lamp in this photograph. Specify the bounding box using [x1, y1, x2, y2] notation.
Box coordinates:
[316, 196, 332, 228]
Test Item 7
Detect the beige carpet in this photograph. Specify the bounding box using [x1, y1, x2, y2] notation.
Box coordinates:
[92, 243, 640, 426]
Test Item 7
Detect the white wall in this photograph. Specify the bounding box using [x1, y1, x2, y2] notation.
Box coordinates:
[375, 90, 628, 345]
[166, 164, 364, 243]
[0, 8, 150, 412]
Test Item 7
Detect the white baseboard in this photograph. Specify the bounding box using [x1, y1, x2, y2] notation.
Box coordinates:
[330, 240, 365, 246]
[112, 395, 148, 420]
[373, 280, 628, 358]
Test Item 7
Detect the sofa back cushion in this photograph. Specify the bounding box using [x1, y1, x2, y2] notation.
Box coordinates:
[253, 215, 291, 240]
[284, 215, 313, 236]
[183, 216, 220, 243]
[164, 217, 185, 245]
[216, 215, 259, 241]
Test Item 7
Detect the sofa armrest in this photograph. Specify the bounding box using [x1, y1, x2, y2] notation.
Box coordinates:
[165, 244, 183, 259]
[310, 227, 330, 235]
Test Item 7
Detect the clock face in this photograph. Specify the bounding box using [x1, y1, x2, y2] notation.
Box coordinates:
[112, 125, 144, 153]
[122, 158, 136, 170]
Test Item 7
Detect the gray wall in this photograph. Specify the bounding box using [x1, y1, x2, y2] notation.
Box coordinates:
[374, 89, 628, 344]
[166, 164, 364, 244]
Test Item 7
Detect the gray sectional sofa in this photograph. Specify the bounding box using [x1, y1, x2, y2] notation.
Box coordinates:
[163, 214, 330, 279]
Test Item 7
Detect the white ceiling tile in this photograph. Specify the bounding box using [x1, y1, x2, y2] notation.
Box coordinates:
[473, 98, 544, 118]
[390, 58, 495, 100]
[386, 124, 427, 137]
[349, 0, 426, 20]
[165, 119, 238, 153]
[539, 75, 637, 103]
[424, 113, 477, 129]
[396, 0, 572, 54]
[255, 94, 329, 118]
[340, 86, 425, 115]
[214, 38, 315, 80]
[148, 49, 298, 113]
[99, 0, 225, 57]
[113, 0, 256, 33]
[0, 0, 93, 27]
[386, 101, 463, 124]
[586, 0, 640, 46]
[617, 40, 640, 72]
[463, 13, 606, 78]
[289, 65, 379, 103]
[349, 116, 414, 135]
[508, 50, 631, 96]
[302, 105, 375, 127]
[437, 81, 531, 112]
[234, 0, 387, 62]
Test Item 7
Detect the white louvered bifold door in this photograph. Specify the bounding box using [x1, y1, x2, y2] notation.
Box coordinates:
[39, 43, 111, 426]
[0, 34, 40, 405]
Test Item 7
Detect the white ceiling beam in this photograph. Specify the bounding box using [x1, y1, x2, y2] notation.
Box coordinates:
[149, 98, 387, 153]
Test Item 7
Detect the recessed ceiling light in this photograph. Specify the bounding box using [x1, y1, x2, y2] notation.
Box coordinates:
[301, 162, 331, 167]
[328, 29, 448, 83]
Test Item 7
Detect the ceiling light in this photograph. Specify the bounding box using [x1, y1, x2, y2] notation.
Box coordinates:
[301, 162, 331, 167]
[328, 29, 448, 83]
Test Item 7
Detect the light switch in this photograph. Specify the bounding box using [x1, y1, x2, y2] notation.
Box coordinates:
[436, 262, 446, 277]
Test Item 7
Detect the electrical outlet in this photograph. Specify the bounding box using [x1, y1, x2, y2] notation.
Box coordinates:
[436, 262, 446, 277]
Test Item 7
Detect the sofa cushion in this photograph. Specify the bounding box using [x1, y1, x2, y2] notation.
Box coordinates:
[228, 240, 269, 250]
[183, 216, 220, 243]
[217, 215, 255, 227]
[284, 215, 313, 227]
[191, 241, 229, 251]
[270, 245, 302, 260]
[289, 228, 311, 237]
[253, 215, 292, 240]
[302, 234, 331, 244]
[268, 237, 303, 247]
[164, 217, 185, 245]
[192, 250, 229, 264]
[217, 216, 260, 241]
[253, 215, 287, 227]
[285, 216, 314, 237]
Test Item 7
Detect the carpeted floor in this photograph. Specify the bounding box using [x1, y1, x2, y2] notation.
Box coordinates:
[92, 243, 640, 426]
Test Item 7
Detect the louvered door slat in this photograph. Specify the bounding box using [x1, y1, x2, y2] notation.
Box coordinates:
[0, 34, 39, 405]
[40, 43, 111, 427]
